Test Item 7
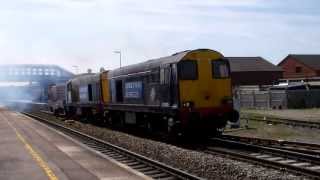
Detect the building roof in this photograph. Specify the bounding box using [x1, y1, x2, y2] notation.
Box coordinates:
[227, 57, 282, 72]
[282, 54, 320, 70]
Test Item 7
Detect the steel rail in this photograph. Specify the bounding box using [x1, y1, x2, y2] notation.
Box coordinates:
[208, 137, 320, 179]
[23, 112, 203, 180]
[220, 134, 320, 155]
[32, 110, 320, 178]
[242, 115, 320, 129]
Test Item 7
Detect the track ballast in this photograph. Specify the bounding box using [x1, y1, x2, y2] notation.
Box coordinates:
[23, 112, 203, 180]
[208, 135, 320, 179]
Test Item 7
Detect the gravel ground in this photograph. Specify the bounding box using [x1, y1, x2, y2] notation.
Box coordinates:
[43, 117, 309, 180]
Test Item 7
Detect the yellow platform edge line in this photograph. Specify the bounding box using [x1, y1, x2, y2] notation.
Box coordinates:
[5, 117, 59, 180]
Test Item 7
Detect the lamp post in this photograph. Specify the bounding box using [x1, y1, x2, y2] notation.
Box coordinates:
[113, 50, 122, 68]
[72, 65, 79, 74]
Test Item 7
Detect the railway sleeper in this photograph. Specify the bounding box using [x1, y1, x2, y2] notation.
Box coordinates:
[307, 166, 320, 170]
[100, 149, 114, 153]
[126, 162, 141, 166]
[151, 173, 171, 179]
[144, 170, 162, 176]
[120, 159, 137, 164]
[92, 146, 107, 150]
[265, 157, 284, 161]
[107, 154, 124, 159]
[113, 157, 129, 162]
[137, 167, 154, 172]
[158, 176, 178, 180]
[291, 163, 311, 167]
[132, 164, 148, 169]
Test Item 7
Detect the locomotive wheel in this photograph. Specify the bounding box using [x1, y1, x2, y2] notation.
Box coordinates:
[214, 129, 223, 136]
[53, 109, 59, 116]
[111, 112, 125, 128]
[146, 121, 153, 133]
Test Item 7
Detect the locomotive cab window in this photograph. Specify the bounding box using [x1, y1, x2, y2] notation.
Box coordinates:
[212, 60, 230, 78]
[178, 60, 198, 80]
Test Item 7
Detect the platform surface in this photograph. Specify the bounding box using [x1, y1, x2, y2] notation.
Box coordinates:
[0, 108, 149, 180]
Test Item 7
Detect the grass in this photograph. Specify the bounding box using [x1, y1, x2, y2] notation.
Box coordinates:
[240, 108, 320, 122]
[225, 118, 320, 144]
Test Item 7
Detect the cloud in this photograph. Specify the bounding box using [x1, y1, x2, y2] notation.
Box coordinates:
[0, 0, 319, 73]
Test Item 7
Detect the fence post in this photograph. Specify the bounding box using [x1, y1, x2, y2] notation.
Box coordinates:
[285, 90, 288, 109]
[268, 91, 271, 109]
[252, 91, 256, 108]
[238, 90, 242, 108]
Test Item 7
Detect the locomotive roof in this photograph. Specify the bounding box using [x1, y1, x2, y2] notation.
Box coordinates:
[108, 49, 222, 78]
[67, 73, 100, 83]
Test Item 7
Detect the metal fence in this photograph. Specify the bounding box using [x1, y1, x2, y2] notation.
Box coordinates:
[235, 89, 320, 109]
[287, 90, 320, 108]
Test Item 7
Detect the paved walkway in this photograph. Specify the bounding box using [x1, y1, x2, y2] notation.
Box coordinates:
[0, 108, 148, 180]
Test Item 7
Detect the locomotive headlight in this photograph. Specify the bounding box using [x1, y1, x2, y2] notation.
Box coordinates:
[222, 97, 233, 105]
[183, 101, 194, 108]
[168, 118, 174, 127]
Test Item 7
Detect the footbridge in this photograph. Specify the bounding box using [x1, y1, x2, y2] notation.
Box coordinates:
[0, 64, 74, 102]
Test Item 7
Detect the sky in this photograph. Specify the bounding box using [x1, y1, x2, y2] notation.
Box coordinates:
[0, 0, 319, 74]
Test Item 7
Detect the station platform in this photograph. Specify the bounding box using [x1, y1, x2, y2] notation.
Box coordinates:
[0, 108, 149, 180]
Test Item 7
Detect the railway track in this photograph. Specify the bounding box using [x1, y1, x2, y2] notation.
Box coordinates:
[23, 112, 202, 180]
[32, 110, 320, 179]
[220, 135, 320, 156]
[242, 115, 320, 129]
[207, 135, 320, 179]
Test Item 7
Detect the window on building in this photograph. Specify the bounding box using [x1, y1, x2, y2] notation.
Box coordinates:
[178, 60, 198, 80]
[296, 66, 302, 73]
[212, 60, 230, 78]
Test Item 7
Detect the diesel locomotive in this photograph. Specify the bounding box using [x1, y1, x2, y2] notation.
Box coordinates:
[48, 83, 66, 115]
[50, 49, 239, 136]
